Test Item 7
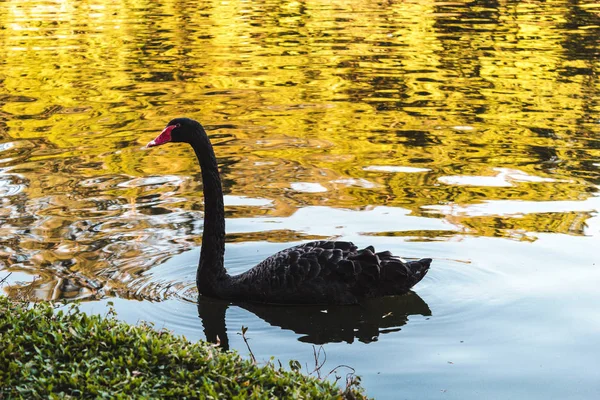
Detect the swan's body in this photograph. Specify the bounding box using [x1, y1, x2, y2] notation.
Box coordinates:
[148, 118, 431, 305]
[220, 240, 429, 305]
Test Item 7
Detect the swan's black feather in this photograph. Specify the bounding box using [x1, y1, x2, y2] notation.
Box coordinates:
[223, 240, 431, 305]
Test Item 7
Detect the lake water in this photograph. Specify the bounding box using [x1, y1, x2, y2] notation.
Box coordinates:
[1, 1, 599, 398]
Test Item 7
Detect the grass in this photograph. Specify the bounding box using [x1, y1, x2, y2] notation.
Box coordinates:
[0, 296, 367, 399]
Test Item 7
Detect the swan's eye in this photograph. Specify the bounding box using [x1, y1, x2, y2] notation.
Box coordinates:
[175, 123, 181, 128]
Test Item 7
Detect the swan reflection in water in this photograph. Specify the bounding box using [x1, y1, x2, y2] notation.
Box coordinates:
[197, 291, 431, 350]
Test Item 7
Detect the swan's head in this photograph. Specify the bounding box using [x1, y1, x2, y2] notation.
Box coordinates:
[147, 118, 200, 148]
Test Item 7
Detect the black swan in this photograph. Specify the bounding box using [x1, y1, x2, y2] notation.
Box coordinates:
[147, 118, 432, 305]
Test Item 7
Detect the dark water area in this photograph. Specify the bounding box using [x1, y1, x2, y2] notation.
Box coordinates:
[1, 1, 599, 398]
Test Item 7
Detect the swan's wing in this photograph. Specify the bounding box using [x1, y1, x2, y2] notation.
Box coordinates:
[238, 240, 353, 284]
[231, 240, 431, 304]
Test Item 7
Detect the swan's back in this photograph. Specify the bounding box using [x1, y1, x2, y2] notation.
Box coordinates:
[221, 241, 431, 305]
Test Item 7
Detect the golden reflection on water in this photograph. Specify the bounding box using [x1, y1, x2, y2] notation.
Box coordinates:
[0, 0, 599, 301]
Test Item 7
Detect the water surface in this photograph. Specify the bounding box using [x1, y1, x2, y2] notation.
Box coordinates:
[1, 1, 599, 398]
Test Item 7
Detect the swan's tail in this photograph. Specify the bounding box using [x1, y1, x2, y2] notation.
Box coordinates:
[405, 258, 431, 288]
[378, 254, 432, 295]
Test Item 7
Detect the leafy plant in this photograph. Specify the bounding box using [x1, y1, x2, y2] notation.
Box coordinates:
[0, 296, 367, 399]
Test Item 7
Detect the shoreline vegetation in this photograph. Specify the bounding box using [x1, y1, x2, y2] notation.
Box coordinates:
[0, 296, 367, 399]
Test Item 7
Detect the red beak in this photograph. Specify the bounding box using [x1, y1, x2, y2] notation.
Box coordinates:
[147, 125, 177, 148]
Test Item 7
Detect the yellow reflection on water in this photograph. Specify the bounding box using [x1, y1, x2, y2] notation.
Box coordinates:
[0, 0, 599, 300]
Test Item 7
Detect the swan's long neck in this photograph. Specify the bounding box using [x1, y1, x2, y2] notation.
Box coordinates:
[190, 127, 228, 296]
